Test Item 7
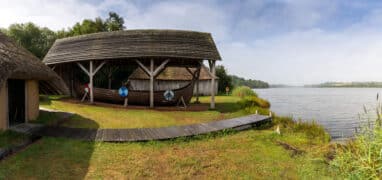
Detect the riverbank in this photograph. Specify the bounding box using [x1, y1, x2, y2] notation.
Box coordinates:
[0, 94, 337, 178]
[256, 87, 382, 139]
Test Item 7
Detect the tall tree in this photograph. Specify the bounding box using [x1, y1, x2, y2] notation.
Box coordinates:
[69, 18, 106, 36]
[105, 12, 125, 31]
[2, 12, 126, 59]
[216, 65, 233, 93]
[4, 23, 56, 59]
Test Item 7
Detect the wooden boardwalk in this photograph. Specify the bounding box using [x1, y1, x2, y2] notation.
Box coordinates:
[34, 114, 271, 142]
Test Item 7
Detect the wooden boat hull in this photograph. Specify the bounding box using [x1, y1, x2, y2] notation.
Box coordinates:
[75, 83, 194, 106]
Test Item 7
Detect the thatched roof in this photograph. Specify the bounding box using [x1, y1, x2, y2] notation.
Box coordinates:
[129, 65, 217, 81]
[43, 29, 222, 65]
[0, 32, 60, 90]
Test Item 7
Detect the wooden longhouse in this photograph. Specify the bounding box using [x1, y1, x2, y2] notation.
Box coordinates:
[0, 32, 66, 130]
[43, 29, 222, 108]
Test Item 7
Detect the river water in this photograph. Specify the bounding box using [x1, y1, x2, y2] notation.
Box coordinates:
[255, 88, 382, 139]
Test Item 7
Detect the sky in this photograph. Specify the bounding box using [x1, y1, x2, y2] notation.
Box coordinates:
[1, 0, 382, 85]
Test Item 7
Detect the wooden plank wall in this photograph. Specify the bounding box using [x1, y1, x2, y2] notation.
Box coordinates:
[130, 79, 218, 96]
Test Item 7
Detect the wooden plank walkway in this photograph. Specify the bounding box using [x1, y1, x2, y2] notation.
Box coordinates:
[33, 114, 271, 142]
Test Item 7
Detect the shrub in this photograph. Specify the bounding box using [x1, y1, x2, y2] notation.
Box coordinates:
[232, 86, 257, 98]
[293, 120, 330, 142]
[272, 116, 330, 143]
[244, 106, 270, 116]
[238, 96, 271, 109]
[272, 116, 295, 128]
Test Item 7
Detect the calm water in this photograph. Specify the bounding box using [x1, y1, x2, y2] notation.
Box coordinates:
[255, 88, 382, 139]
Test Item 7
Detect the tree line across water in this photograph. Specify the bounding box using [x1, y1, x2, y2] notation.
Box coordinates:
[216, 65, 269, 93]
[305, 82, 382, 88]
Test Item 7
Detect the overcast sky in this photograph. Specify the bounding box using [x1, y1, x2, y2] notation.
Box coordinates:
[2, 0, 382, 85]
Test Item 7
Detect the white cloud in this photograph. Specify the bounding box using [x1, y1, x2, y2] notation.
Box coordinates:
[221, 28, 382, 85]
[2, 0, 382, 85]
[122, 1, 231, 41]
[0, 0, 98, 30]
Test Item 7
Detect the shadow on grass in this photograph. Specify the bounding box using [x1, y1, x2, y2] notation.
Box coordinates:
[39, 95, 70, 106]
[35, 110, 99, 130]
[0, 136, 98, 179]
[195, 102, 242, 113]
[0, 109, 102, 179]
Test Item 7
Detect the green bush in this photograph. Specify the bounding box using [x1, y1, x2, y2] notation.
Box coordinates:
[238, 96, 271, 109]
[232, 86, 257, 98]
[272, 116, 295, 128]
[244, 106, 270, 116]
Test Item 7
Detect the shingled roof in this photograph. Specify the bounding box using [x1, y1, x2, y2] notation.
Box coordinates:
[0, 32, 59, 90]
[43, 29, 222, 65]
[129, 65, 218, 81]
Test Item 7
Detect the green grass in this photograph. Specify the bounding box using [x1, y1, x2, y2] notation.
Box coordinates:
[0, 129, 334, 179]
[0, 94, 336, 178]
[331, 127, 382, 179]
[0, 131, 29, 149]
[38, 96, 249, 129]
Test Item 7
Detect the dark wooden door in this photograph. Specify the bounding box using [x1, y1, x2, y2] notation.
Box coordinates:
[8, 79, 25, 126]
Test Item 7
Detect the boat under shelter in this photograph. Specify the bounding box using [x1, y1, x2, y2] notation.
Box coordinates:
[43, 29, 222, 108]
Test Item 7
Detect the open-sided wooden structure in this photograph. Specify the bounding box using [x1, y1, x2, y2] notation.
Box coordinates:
[129, 65, 218, 96]
[43, 30, 221, 108]
[0, 32, 67, 130]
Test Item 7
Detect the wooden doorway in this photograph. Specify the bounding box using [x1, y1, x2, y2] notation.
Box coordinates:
[8, 79, 25, 126]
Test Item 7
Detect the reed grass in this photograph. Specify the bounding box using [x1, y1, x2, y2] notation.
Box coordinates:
[331, 93, 382, 178]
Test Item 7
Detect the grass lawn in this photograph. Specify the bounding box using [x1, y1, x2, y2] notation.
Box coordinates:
[38, 96, 249, 129]
[0, 129, 334, 179]
[0, 131, 29, 149]
[0, 95, 335, 178]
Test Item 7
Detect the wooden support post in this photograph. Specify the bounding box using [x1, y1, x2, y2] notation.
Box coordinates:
[149, 59, 154, 108]
[89, 61, 94, 103]
[209, 60, 216, 109]
[71, 64, 74, 97]
[196, 65, 202, 103]
[108, 67, 113, 89]
[124, 98, 128, 107]
[135, 59, 170, 108]
[153, 59, 170, 76]
[76, 61, 106, 104]
[189, 64, 201, 103]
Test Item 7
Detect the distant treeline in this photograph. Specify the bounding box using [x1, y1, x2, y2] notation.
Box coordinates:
[305, 82, 382, 88]
[269, 84, 296, 88]
[230, 75, 269, 89]
[0, 12, 125, 59]
[215, 66, 269, 93]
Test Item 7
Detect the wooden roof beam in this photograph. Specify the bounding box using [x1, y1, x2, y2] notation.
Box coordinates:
[77, 62, 90, 76]
[198, 61, 217, 79]
[135, 59, 151, 76]
[92, 61, 106, 76]
[153, 59, 170, 77]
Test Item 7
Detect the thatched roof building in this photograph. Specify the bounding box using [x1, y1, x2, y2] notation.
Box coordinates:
[0, 33, 57, 88]
[0, 32, 66, 129]
[43, 29, 221, 108]
[44, 29, 221, 65]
